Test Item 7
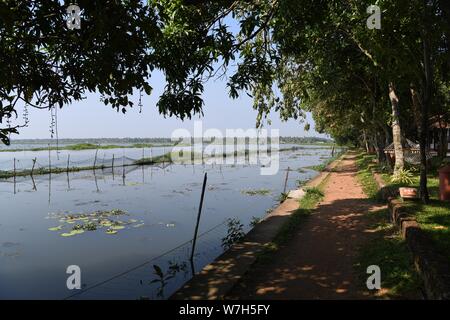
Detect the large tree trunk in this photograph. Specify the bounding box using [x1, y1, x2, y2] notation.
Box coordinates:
[375, 131, 387, 163]
[389, 82, 404, 173]
[420, 31, 432, 203]
[438, 127, 448, 158]
[362, 129, 370, 153]
[410, 83, 423, 140]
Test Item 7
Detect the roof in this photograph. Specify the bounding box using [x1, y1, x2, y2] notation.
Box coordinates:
[384, 138, 419, 152]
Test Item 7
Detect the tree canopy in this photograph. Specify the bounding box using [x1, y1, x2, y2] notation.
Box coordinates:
[1, 1, 450, 202]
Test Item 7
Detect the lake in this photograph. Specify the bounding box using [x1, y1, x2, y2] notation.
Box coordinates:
[0, 145, 335, 299]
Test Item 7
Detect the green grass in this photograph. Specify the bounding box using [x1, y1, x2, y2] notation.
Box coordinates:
[258, 187, 325, 262]
[354, 208, 423, 299]
[374, 166, 450, 260]
[355, 151, 450, 295]
[355, 153, 382, 200]
[400, 193, 450, 260]
[305, 150, 346, 172]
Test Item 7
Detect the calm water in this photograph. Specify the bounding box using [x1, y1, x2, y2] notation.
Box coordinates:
[0, 146, 334, 299]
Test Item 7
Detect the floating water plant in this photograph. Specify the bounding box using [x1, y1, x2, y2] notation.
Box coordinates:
[46, 209, 142, 237]
[241, 189, 271, 196]
[48, 226, 62, 231]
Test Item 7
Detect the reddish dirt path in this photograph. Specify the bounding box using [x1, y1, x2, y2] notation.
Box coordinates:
[227, 154, 386, 299]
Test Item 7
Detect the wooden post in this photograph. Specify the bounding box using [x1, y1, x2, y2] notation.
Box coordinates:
[283, 167, 290, 195]
[13, 158, 16, 194]
[112, 154, 115, 180]
[31, 158, 36, 176]
[190, 172, 208, 262]
[67, 154, 70, 172]
[93, 149, 98, 169]
[48, 144, 51, 174]
[122, 154, 125, 185]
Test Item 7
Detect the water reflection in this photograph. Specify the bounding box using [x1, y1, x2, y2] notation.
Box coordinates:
[0, 146, 337, 299]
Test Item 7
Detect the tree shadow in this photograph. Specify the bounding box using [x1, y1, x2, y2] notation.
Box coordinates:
[225, 197, 390, 300]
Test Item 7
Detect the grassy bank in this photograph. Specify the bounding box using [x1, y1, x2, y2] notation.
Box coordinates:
[354, 208, 423, 299]
[258, 179, 328, 262]
[305, 149, 346, 172]
[356, 151, 450, 261]
[353, 151, 442, 298]
[355, 153, 382, 200]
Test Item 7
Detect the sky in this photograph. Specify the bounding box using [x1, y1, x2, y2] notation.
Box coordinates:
[9, 14, 327, 141]
[11, 69, 326, 140]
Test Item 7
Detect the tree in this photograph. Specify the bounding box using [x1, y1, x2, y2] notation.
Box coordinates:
[0, 0, 237, 144]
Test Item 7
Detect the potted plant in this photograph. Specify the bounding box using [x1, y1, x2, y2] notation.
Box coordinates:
[391, 169, 418, 199]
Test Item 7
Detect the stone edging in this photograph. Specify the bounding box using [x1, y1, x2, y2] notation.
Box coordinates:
[365, 160, 450, 299]
[387, 197, 450, 300]
[170, 154, 343, 300]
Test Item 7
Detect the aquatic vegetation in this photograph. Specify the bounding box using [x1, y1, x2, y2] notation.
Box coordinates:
[277, 192, 289, 203]
[222, 218, 246, 250]
[241, 189, 271, 196]
[249, 216, 262, 227]
[48, 226, 63, 231]
[296, 179, 308, 187]
[147, 261, 188, 299]
[46, 209, 143, 237]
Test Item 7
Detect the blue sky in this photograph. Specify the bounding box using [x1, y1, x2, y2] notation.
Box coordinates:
[12, 69, 325, 140]
[10, 14, 326, 140]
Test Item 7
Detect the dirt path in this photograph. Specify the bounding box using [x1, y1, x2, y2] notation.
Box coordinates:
[227, 153, 386, 299]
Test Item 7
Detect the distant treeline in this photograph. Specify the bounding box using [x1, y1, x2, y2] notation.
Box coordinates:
[279, 137, 333, 145]
[6, 136, 333, 146]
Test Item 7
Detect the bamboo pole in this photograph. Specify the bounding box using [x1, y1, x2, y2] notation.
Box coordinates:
[190, 172, 208, 262]
[48, 144, 51, 174]
[13, 158, 16, 194]
[93, 149, 98, 169]
[31, 158, 36, 176]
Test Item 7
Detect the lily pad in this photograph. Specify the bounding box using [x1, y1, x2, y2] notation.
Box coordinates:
[48, 226, 63, 231]
[60, 229, 84, 237]
[106, 229, 118, 235]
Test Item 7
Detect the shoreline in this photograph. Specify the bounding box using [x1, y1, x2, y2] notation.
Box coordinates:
[170, 152, 344, 300]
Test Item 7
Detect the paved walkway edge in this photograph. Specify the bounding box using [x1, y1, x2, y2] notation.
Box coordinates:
[170, 154, 344, 300]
